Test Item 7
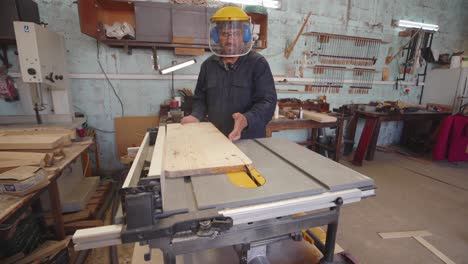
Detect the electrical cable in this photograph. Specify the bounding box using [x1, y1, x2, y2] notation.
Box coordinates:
[73, 104, 116, 133]
[96, 40, 124, 117]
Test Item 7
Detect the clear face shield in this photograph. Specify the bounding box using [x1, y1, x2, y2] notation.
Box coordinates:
[209, 19, 254, 57]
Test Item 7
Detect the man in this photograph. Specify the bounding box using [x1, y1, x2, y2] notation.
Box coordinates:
[181, 6, 277, 141]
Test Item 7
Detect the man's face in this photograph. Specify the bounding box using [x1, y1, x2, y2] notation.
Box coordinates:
[219, 28, 243, 55]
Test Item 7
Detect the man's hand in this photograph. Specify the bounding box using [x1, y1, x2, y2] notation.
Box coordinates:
[228, 113, 248, 141]
[181, 115, 200, 124]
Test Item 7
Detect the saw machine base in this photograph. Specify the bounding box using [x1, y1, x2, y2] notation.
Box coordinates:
[73, 125, 375, 264]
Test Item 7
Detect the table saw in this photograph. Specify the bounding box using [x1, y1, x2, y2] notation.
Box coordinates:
[73, 125, 375, 264]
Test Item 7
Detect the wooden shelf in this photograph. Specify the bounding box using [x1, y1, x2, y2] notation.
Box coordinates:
[101, 38, 265, 52]
[101, 39, 211, 50]
[78, 0, 268, 53]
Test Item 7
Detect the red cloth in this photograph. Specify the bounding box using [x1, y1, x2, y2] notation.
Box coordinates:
[433, 115, 455, 160]
[433, 115, 468, 162]
[448, 115, 468, 162]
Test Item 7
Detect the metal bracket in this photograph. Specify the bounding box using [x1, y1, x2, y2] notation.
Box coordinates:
[121, 209, 233, 243]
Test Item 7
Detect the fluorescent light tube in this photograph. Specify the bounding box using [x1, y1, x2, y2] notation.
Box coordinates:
[160, 59, 196, 75]
[397, 20, 439, 31]
[219, 0, 281, 9]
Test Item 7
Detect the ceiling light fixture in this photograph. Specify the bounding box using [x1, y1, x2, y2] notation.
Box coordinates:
[218, 0, 281, 9]
[397, 20, 439, 32]
[159, 59, 197, 75]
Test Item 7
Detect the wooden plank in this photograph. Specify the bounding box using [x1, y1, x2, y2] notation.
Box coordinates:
[0, 160, 42, 173]
[0, 152, 49, 172]
[122, 133, 150, 188]
[164, 123, 252, 178]
[0, 193, 33, 222]
[148, 126, 166, 201]
[0, 123, 78, 139]
[174, 47, 205, 56]
[73, 224, 123, 244]
[63, 209, 91, 223]
[45, 209, 91, 225]
[74, 238, 121, 251]
[114, 115, 159, 158]
[17, 238, 70, 264]
[0, 134, 70, 150]
[378, 230, 432, 239]
[0, 151, 47, 161]
[291, 110, 337, 123]
[172, 37, 194, 44]
[413, 236, 456, 264]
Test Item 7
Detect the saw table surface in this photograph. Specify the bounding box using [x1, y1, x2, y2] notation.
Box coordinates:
[163, 137, 373, 213]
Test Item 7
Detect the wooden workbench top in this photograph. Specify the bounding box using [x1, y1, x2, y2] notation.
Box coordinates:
[0, 141, 93, 223]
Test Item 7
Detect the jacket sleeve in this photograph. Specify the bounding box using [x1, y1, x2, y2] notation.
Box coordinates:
[190, 62, 207, 121]
[243, 57, 277, 129]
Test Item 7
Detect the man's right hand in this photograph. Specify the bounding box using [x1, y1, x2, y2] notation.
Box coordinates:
[180, 115, 200, 124]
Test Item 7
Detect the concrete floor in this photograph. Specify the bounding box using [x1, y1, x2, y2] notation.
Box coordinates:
[337, 151, 468, 264]
[114, 151, 468, 264]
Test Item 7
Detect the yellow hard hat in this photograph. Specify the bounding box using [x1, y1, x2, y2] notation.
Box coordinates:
[211, 6, 249, 22]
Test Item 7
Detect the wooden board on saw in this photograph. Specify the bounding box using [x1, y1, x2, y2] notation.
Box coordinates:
[0, 134, 71, 150]
[114, 115, 159, 158]
[164, 123, 252, 178]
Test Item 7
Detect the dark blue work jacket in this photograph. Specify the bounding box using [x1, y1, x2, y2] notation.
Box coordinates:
[191, 52, 277, 139]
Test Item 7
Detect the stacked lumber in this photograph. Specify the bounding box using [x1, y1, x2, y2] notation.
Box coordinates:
[0, 126, 76, 139]
[44, 181, 113, 234]
[0, 130, 72, 174]
[0, 134, 71, 150]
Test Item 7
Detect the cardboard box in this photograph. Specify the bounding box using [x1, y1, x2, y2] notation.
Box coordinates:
[0, 166, 48, 196]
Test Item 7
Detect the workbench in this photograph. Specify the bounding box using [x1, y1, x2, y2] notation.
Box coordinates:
[0, 141, 94, 240]
[345, 108, 451, 166]
[266, 115, 344, 162]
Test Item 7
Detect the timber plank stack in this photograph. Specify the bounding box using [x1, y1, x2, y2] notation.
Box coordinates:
[0, 128, 75, 175]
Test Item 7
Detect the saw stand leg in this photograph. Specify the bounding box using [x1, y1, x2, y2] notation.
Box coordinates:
[319, 198, 343, 264]
[239, 244, 270, 264]
[163, 251, 176, 264]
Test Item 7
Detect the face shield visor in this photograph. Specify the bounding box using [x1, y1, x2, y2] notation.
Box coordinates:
[209, 19, 253, 57]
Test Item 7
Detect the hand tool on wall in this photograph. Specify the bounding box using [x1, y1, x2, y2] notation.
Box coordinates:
[284, 12, 312, 59]
[304, 32, 381, 66]
[385, 30, 422, 65]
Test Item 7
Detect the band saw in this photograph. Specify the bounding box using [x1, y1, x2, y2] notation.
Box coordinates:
[73, 123, 376, 264]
